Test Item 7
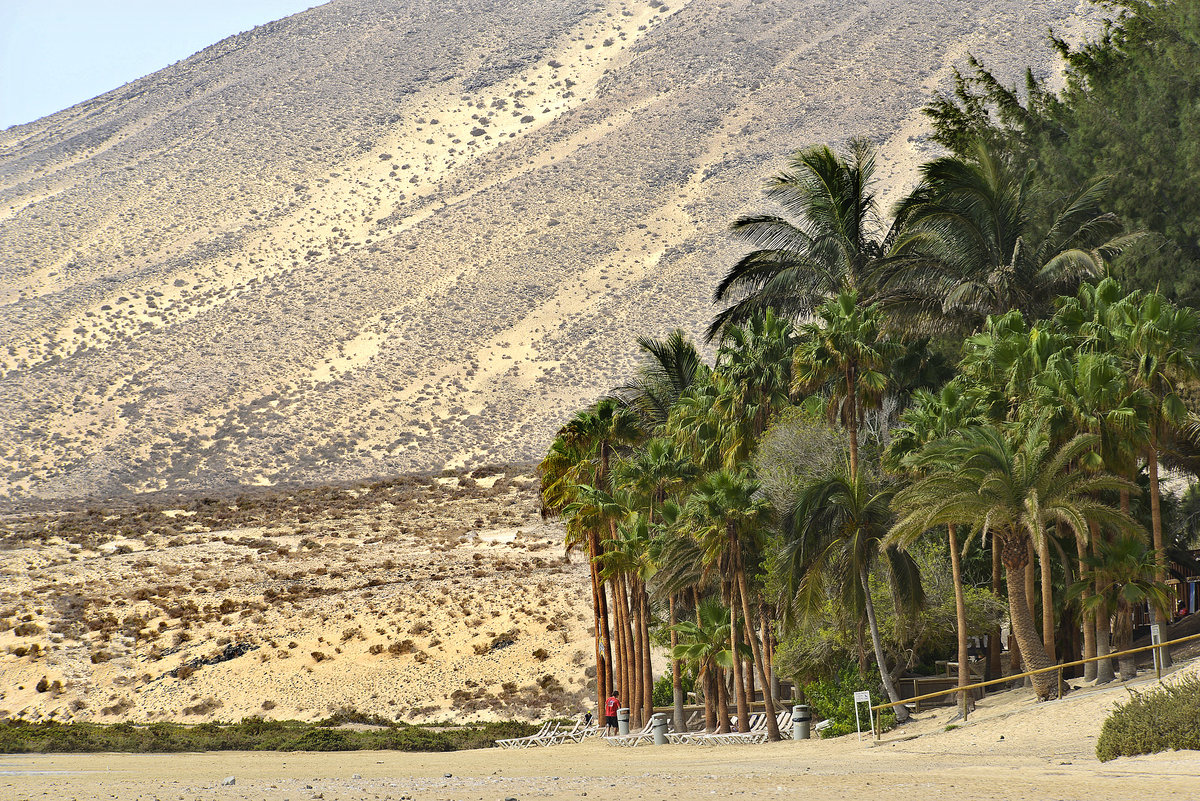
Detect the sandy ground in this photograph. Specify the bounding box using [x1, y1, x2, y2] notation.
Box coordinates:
[4, 658, 1198, 801]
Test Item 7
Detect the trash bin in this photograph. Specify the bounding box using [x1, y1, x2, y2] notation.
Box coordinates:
[792, 704, 811, 740]
[617, 707, 630, 736]
[651, 713, 668, 745]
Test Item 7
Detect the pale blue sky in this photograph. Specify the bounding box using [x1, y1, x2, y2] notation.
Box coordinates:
[0, 1, 321, 129]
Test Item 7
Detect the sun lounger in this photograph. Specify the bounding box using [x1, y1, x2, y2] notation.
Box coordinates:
[728, 711, 792, 744]
[675, 713, 764, 745]
[495, 721, 549, 749]
[603, 718, 656, 746]
[562, 723, 603, 743]
[496, 720, 559, 749]
[542, 719, 601, 746]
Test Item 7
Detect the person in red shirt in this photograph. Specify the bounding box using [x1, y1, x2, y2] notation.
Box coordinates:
[603, 689, 621, 735]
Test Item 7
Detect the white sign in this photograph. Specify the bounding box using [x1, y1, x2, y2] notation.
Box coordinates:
[1150, 623, 1164, 672]
[851, 691, 875, 739]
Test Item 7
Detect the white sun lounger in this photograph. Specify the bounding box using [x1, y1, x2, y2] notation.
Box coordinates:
[539, 719, 592, 746]
[603, 718, 657, 747]
[496, 720, 558, 749]
[679, 713, 766, 745]
[724, 711, 792, 744]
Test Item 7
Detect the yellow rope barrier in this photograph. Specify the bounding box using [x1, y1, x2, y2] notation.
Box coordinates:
[867, 629, 1200, 739]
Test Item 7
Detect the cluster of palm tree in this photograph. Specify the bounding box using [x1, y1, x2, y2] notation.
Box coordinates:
[540, 138, 1198, 736]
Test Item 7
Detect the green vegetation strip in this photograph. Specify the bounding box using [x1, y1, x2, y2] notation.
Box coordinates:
[1096, 675, 1200, 762]
[0, 718, 539, 753]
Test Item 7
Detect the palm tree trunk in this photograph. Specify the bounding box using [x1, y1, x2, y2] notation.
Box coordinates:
[588, 556, 607, 718]
[1024, 543, 1037, 687]
[613, 577, 631, 717]
[669, 595, 686, 733]
[590, 533, 614, 703]
[1092, 536, 1115, 683]
[988, 534, 1003, 684]
[860, 566, 910, 722]
[948, 524, 971, 718]
[1002, 534, 1057, 699]
[1040, 530, 1056, 663]
[716, 666, 731, 733]
[598, 573, 614, 694]
[630, 577, 643, 725]
[728, 582, 749, 732]
[761, 606, 780, 703]
[743, 641, 755, 711]
[1146, 441, 1172, 668]
[1095, 596, 1115, 683]
[617, 575, 640, 727]
[639, 582, 653, 722]
[703, 664, 717, 733]
[1115, 599, 1137, 681]
[735, 558, 780, 740]
[1076, 530, 1096, 682]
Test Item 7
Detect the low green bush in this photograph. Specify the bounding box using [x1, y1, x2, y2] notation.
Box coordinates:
[1096, 675, 1200, 762]
[0, 718, 539, 753]
[803, 665, 897, 738]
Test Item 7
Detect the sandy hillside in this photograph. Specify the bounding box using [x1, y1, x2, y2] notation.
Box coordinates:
[0, 0, 1104, 503]
[3, 655, 1198, 800]
[0, 465, 599, 724]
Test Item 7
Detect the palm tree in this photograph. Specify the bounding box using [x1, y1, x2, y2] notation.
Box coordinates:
[655, 519, 719, 731]
[793, 291, 894, 480]
[614, 438, 697, 525]
[885, 381, 982, 717]
[680, 469, 781, 740]
[671, 598, 740, 732]
[614, 441, 697, 728]
[617, 330, 709, 428]
[539, 434, 613, 716]
[1123, 292, 1200, 658]
[1068, 534, 1172, 680]
[890, 424, 1140, 699]
[1034, 345, 1151, 680]
[781, 469, 922, 722]
[712, 310, 796, 468]
[542, 398, 644, 719]
[884, 140, 1133, 333]
[958, 310, 1076, 667]
[709, 139, 907, 340]
[598, 511, 659, 725]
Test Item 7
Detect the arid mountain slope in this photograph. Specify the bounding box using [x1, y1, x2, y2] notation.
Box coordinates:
[0, 0, 1096, 502]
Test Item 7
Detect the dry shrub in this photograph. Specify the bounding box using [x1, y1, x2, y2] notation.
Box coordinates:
[1097, 675, 1200, 761]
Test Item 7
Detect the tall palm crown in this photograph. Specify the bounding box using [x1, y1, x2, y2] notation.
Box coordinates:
[614, 438, 697, 524]
[709, 139, 904, 341]
[885, 141, 1132, 332]
[793, 291, 895, 479]
[617, 330, 709, 428]
[712, 309, 796, 467]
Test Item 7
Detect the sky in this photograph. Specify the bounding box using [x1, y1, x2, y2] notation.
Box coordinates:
[0, 1, 321, 129]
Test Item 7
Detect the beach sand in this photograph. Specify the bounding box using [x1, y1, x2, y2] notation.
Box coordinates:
[5, 657, 1197, 801]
